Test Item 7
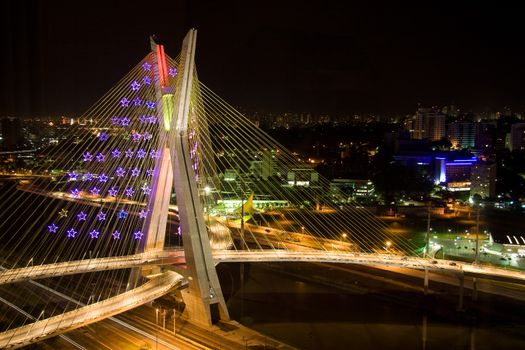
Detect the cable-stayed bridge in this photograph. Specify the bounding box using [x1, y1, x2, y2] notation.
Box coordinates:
[0, 29, 524, 349]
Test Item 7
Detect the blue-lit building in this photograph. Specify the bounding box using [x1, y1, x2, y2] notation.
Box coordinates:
[393, 151, 477, 191]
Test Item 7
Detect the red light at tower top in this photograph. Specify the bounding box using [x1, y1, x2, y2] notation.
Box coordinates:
[156, 44, 169, 88]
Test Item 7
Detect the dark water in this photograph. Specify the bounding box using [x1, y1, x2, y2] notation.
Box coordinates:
[219, 262, 525, 350]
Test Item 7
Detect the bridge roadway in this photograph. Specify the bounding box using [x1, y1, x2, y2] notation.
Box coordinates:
[0, 250, 186, 285]
[1, 249, 525, 287]
[0, 271, 184, 349]
[1, 249, 525, 348]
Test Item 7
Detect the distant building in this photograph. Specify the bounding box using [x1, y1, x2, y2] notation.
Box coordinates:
[470, 162, 496, 199]
[406, 108, 446, 141]
[474, 122, 495, 149]
[329, 179, 375, 202]
[510, 123, 525, 151]
[1, 117, 25, 150]
[250, 152, 277, 180]
[435, 156, 476, 191]
[286, 167, 319, 187]
[448, 121, 475, 149]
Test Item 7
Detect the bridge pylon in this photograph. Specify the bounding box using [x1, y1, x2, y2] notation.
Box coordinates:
[139, 29, 229, 326]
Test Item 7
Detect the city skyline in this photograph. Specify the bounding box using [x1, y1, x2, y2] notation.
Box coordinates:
[3, 1, 525, 118]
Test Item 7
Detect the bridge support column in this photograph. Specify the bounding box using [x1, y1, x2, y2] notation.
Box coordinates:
[472, 277, 478, 301]
[457, 273, 465, 311]
[423, 267, 429, 295]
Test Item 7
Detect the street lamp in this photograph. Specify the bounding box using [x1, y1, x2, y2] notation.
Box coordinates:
[341, 233, 347, 240]
[385, 241, 392, 251]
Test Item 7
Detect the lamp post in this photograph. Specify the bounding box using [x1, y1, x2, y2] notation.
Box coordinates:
[155, 308, 159, 350]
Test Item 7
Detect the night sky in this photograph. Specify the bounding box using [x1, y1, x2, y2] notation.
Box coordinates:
[2, 0, 525, 117]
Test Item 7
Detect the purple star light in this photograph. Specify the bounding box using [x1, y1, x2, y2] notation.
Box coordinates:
[141, 184, 151, 196]
[48, 223, 58, 233]
[115, 167, 126, 177]
[117, 209, 128, 219]
[145, 100, 156, 109]
[142, 76, 152, 85]
[68, 171, 78, 181]
[111, 149, 121, 158]
[99, 132, 108, 141]
[131, 133, 141, 142]
[133, 231, 144, 240]
[89, 229, 100, 239]
[98, 173, 108, 183]
[142, 131, 152, 140]
[97, 211, 106, 221]
[120, 117, 130, 127]
[77, 212, 87, 221]
[168, 67, 177, 76]
[96, 153, 105, 162]
[132, 97, 143, 106]
[142, 62, 152, 71]
[108, 187, 118, 197]
[138, 209, 148, 219]
[83, 172, 93, 181]
[120, 97, 130, 107]
[125, 149, 134, 158]
[146, 169, 154, 177]
[83, 152, 93, 162]
[136, 149, 146, 158]
[90, 187, 100, 196]
[111, 116, 120, 125]
[112, 230, 121, 240]
[125, 188, 134, 197]
[66, 228, 77, 238]
[130, 80, 141, 91]
[71, 188, 80, 198]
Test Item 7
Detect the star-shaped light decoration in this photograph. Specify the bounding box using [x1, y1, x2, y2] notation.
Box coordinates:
[125, 187, 134, 197]
[58, 209, 68, 218]
[142, 131, 152, 140]
[96, 153, 105, 162]
[131, 168, 140, 177]
[68, 171, 78, 181]
[146, 169, 154, 177]
[168, 67, 177, 77]
[136, 149, 146, 158]
[131, 132, 141, 142]
[138, 209, 148, 219]
[141, 62, 152, 71]
[98, 173, 108, 183]
[133, 230, 144, 240]
[115, 167, 126, 177]
[142, 76, 152, 85]
[139, 115, 149, 123]
[77, 211, 87, 221]
[141, 184, 151, 196]
[149, 150, 160, 159]
[83, 172, 93, 181]
[125, 149, 134, 158]
[120, 117, 131, 127]
[145, 100, 156, 109]
[83, 152, 93, 162]
[71, 188, 80, 198]
[89, 229, 100, 239]
[112, 230, 121, 240]
[117, 209, 128, 219]
[66, 228, 77, 238]
[120, 97, 130, 107]
[99, 132, 108, 141]
[90, 187, 100, 196]
[111, 116, 120, 125]
[108, 187, 118, 197]
[148, 116, 158, 124]
[132, 97, 143, 106]
[97, 211, 106, 221]
[111, 149, 121, 158]
[48, 223, 58, 233]
[130, 80, 141, 91]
